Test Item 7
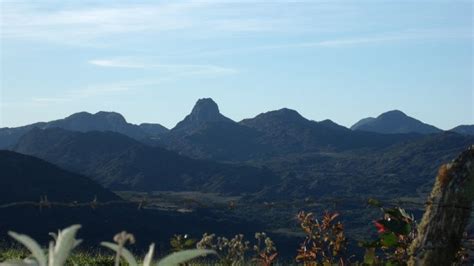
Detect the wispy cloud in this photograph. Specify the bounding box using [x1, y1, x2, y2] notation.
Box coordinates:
[1, 1, 469, 49]
[27, 78, 174, 105]
[175, 27, 473, 57]
[9, 57, 237, 108]
[0, 1, 304, 45]
[313, 28, 472, 47]
[88, 58, 237, 75]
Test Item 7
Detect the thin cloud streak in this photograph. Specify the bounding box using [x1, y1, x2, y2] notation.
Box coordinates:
[0, 2, 303, 44]
[89, 58, 238, 75]
[27, 79, 166, 105]
[175, 27, 473, 57]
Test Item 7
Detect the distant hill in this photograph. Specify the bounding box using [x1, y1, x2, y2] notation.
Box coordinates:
[0, 150, 119, 204]
[0, 111, 169, 149]
[13, 128, 278, 194]
[351, 110, 442, 134]
[450, 125, 474, 135]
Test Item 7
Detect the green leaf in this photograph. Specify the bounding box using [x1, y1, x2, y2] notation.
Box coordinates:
[380, 232, 397, 248]
[100, 242, 138, 266]
[157, 249, 216, 266]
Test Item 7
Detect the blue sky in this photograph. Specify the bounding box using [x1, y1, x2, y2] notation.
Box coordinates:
[0, 0, 472, 130]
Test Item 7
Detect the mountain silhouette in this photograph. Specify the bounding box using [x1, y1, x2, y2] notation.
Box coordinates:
[172, 98, 234, 133]
[0, 150, 119, 204]
[351, 110, 442, 134]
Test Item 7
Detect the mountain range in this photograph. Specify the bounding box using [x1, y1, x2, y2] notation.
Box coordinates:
[1, 98, 472, 152]
[2, 98, 472, 200]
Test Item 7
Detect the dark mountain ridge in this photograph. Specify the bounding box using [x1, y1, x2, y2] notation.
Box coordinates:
[1, 99, 469, 161]
[0, 111, 169, 149]
[0, 150, 119, 204]
[13, 128, 279, 194]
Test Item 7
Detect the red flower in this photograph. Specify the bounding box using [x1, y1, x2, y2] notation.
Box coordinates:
[374, 221, 387, 233]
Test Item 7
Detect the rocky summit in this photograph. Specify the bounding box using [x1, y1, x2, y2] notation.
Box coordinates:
[172, 98, 234, 132]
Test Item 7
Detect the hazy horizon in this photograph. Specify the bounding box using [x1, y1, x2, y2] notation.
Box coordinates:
[1, 0, 472, 129]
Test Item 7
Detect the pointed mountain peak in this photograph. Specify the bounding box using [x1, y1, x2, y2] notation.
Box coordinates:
[172, 98, 233, 132]
[190, 98, 221, 120]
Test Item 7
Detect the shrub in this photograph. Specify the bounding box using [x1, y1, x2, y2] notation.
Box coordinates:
[295, 211, 347, 265]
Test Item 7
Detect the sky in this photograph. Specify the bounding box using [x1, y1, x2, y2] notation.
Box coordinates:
[0, 0, 472, 130]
